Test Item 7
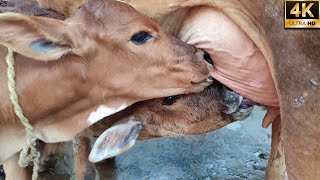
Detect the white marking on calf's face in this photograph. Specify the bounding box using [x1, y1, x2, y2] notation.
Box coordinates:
[87, 104, 128, 125]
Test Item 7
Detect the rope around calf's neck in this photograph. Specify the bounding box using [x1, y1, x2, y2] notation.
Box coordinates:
[6, 49, 40, 180]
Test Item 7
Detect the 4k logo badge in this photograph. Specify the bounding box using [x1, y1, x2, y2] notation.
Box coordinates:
[285, 0, 320, 28]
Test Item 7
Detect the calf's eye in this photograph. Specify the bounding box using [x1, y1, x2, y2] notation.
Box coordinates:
[131, 31, 153, 45]
[239, 104, 252, 109]
[162, 96, 180, 106]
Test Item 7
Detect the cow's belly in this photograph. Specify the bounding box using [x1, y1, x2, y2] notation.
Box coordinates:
[177, 6, 278, 107]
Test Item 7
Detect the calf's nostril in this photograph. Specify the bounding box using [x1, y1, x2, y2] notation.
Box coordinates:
[203, 51, 213, 65]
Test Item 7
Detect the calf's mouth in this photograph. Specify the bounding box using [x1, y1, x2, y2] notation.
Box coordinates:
[217, 82, 255, 121]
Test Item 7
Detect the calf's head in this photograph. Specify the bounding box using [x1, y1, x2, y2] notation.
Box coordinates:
[0, 0, 212, 108]
[89, 81, 254, 162]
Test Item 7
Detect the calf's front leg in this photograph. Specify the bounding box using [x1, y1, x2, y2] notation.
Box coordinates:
[73, 135, 96, 180]
[2, 153, 30, 180]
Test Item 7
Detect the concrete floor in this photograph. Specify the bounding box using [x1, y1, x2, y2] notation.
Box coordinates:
[0, 107, 271, 180]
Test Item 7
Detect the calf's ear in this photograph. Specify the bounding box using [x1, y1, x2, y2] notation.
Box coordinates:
[89, 120, 142, 163]
[0, 13, 74, 61]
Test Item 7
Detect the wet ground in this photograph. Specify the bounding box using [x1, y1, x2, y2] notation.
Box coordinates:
[1, 107, 271, 179]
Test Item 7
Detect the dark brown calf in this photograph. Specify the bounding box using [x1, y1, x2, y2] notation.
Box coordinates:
[88, 82, 253, 161]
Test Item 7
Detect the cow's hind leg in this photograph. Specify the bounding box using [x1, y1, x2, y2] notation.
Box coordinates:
[73, 135, 96, 180]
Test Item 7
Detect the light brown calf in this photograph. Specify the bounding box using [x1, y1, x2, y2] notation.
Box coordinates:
[0, 0, 213, 177]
